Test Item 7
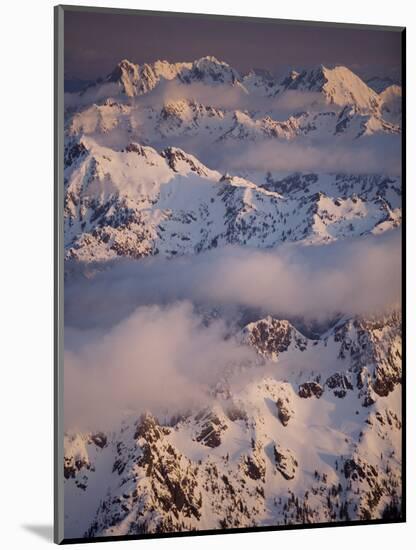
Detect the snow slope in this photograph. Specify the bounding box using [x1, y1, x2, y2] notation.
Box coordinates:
[64, 311, 402, 537]
[63, 137, 401, 263]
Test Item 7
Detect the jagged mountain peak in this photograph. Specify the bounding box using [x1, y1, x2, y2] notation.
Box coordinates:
[108, 58, 138, 79]
[161, 146, 219, 177]
[320, 66, 381, 113]
[116, 58, 137, 71]
[241, 316, 308, 361]
[281, 64, 380, 113]
[151, 58, 192, 77]
[280, 64, 326, 88]
[106, 58, 141, 97]
[179, 55, 240, 86]
[194, 55, 227, 66]
[94, 55, 241, 98]
[70, 57, 393, 130]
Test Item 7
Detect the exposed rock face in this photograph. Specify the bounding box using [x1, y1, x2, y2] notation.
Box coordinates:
[72, 412, 271, 537]
[273, 444, 298, 480]
[64, 455, 89, 480]
[90, 432, 107, 449]
[90, 414, 203, 535]
[64, 140, 88, 169]
[243, 441, 266, 482]
[242, 318, 307, 360]
[161, 146, 211, 176]
[298, 382, 324, 399]
[325, 373, 353, 398]
[276, 397, 292, 426]
[334, 312, 402, 405]
[194, 411, 227, 448]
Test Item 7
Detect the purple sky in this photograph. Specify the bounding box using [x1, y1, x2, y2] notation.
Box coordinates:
[64, 9, 402, 82]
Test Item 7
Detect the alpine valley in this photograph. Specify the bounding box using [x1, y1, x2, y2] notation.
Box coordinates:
[63, 56, 403, 538]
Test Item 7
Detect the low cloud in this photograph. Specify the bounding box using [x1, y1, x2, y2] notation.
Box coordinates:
[65, 231, 401, 330]
[64, 302, 256, 430]
[143, 81, 400, 177]
[65, 78, 400, 177]
[195, 134, 401, 177]
[142, 80, 326, 117]
[237, 136, 399, 176]
[268, 90, 327, 119]
[197, 233, 401, 318]
[64, 232, 401, 429]
[65, 82, 120, 109]
[142, 79, 249, 111]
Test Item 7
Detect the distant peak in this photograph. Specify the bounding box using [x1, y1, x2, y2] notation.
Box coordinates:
[195, 55, 225, 65]
[108, 59, 138, 84]
[162, 145, 188, 156]
[118, 59, 137, 70]
[111, 59, 138, 76]
[161, 146, 211, 177]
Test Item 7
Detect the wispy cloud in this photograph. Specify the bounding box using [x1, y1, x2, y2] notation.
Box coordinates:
[64, 301, 257, 430]
[64, 222, 401, 430]
[65, 231, 401, 330]
[198, 135, 402, 177]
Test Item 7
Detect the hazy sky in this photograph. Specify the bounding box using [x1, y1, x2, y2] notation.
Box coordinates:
[64, 9, 402, 82]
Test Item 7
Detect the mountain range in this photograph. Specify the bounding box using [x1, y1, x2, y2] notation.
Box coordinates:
[63, 56, 402, 538]
[66, 57, 401, 147]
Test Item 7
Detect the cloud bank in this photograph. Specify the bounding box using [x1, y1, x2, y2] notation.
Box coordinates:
[216, 135, 402, 177]
[141, 80, 327, 118]
[65, 231, 401, 330]
[64, 232, 401, 429]
[152, 130, 401, 177]
[64, 302, 256, 430]
[66, 78, 401, 177]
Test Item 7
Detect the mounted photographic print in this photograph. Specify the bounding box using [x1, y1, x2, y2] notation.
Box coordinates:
[54, 5, 405, 544]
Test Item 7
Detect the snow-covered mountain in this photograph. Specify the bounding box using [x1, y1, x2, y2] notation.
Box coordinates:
[279, 65, 379, 112]
[63, 55, 403, 539]
[63, 137, 401, 263]
[64, 311, 402, 537]
[66, 58, 400, 147]
[79, 56, 242, 100]
[75, 58, 390, 114]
